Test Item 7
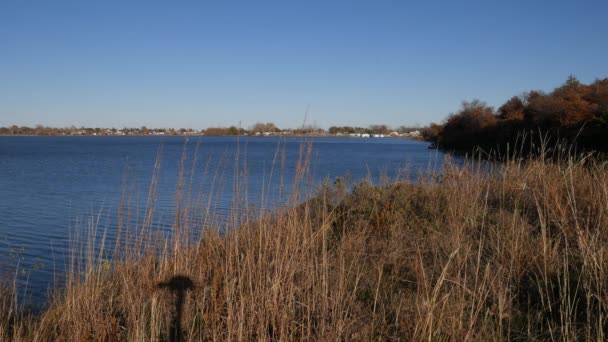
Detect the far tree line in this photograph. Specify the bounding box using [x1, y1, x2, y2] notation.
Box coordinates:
[0, 122, 422, 137]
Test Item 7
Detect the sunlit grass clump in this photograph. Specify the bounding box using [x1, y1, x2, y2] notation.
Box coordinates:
[2, 145, 608, 341]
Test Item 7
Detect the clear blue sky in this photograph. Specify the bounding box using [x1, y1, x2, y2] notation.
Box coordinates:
[1, 1, 607, 129]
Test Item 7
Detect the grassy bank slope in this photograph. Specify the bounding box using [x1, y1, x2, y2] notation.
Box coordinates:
[3, 156, 608, 341]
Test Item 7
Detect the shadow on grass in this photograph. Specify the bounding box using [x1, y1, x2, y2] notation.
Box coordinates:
[158, 276, 194, 342]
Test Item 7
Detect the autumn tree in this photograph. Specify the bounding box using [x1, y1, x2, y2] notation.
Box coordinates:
[497, 96, 525, 121]
[368, 125, 389, 134]
[251, 122, 280, 133]
[424, 76, 608, 154]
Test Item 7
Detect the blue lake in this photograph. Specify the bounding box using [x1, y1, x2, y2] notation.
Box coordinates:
[0, 136, 447, 308]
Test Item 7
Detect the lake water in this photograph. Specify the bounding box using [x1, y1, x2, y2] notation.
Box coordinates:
[0, 136, 446, 308]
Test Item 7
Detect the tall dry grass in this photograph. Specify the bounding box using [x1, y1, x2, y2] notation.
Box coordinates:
[2, 143, 608, 341]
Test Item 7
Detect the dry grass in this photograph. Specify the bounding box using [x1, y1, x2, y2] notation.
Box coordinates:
[2, 147, 608, 341]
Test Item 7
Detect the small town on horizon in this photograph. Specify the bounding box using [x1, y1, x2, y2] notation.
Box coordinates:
[0, 123, 424, 139]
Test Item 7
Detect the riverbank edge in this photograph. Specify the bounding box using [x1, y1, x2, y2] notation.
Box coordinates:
[2, 155, 607, 340]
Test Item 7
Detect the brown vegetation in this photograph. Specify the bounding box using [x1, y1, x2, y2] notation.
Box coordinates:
[2, 146, 608, 340]
[425, 76, 608, 154]
[201, 126, 246, 136]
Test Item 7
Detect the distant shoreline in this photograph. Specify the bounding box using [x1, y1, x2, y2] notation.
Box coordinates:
[0, 134, 424, 141]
